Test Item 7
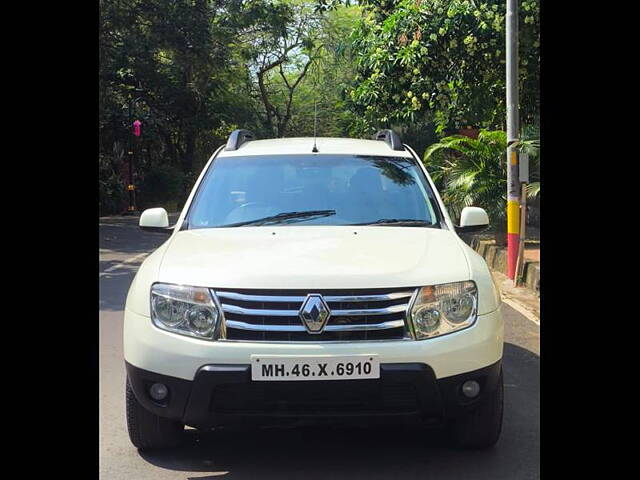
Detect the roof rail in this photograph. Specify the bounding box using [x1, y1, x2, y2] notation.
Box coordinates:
[373, 129, 404, 151]
[225, 129, 256, 151]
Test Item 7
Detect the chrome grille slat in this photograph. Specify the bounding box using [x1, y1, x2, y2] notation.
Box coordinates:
[220, 303, 408, 317]
[214, 288, 417, 342]
[216, 291, 414, 303]
[225, 319, 405, 332]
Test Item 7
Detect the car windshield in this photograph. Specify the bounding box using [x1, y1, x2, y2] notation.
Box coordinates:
[187, 154, 441, 228]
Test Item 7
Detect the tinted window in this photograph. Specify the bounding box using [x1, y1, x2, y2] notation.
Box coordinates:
[188, 154, 440, 228]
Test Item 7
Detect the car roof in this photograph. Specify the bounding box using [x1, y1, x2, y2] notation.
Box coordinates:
[217, 137, 414, 158]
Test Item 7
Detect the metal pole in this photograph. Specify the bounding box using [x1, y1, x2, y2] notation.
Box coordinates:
[127, 97, 135, 214]
[515, 182, 527, 285]
[125, 95, 143, 215]
[506, 0, 520, 281]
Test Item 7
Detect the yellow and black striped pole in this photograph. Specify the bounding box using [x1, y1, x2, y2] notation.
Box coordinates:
[506, 0, 520, 280]
[507, 147, 520, 279]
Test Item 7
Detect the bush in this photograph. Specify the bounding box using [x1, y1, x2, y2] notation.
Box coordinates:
[423, 129, 508, 226]
[423, 126, 540, 231]
[99, 154, 126, 216]
[138, 164, 185, 211]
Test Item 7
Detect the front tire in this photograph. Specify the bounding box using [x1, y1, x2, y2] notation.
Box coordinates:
[126, 377, 185, 450]
[449, 368, 504, 449]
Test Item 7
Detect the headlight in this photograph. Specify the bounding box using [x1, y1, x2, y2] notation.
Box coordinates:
[150, 283, 219, 339]
[409, 281, 478, 340]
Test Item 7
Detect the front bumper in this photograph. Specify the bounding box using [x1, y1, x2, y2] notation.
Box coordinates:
[126, 359, 502, 430]
[124, 307, 503, 381]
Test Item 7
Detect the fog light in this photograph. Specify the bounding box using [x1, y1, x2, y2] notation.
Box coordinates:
[149, 383, 168, 401]
[461, 380, 480, 398]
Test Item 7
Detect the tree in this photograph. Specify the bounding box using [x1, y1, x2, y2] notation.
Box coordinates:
[99, 0, 303, 211]
[99, 0, 541, 217]
[347, 0, 540, 135]
[100, 0, 232, 204]
[273, 3, 362, 137]
[234, 1, 323, 137]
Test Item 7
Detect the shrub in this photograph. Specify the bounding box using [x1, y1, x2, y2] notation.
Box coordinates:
[423, 127, 540, 230]
[99, 154, 126, 216]
[138, 164, 185, 211]
[423, 129, 508, 227]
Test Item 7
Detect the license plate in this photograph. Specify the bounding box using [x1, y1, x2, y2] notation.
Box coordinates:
[251, 354, 380, 381]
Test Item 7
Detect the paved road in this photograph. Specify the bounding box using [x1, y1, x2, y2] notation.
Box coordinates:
[99, 217, 540, 479]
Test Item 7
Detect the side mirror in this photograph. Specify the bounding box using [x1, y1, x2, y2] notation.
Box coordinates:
[139, 208, 173, 234]
[455, 207, 489, 234]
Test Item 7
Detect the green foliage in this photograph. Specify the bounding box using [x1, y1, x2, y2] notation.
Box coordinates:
[100, 1, 362, 213]
[234, 0, 318, 137]
[234, 1, 363, 138]
[99, 153, 126, 216]
[100, 0, 251, 172]
[276, 4, 362, 137]
[138, 164, 185, 210]
[347, 0, 540, 134]
[423, 129, 508, 224]
[424, 125, 540, 224]
[99, 0, 540, 214]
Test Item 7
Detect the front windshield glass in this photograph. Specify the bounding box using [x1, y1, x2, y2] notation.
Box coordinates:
[187, 154, 441, 228]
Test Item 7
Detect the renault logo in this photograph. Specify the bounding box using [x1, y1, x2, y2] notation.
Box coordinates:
[299, 294, 331, 334]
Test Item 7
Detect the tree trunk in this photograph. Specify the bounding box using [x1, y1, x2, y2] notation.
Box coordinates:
[183, 129, 196, 172]
[159, 128, 178, 165]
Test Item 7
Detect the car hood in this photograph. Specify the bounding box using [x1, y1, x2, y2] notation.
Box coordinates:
[158, 226, 470, 289]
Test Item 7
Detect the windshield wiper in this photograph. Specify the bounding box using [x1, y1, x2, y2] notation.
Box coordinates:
[352, 218, 437, 227]
[220, 210, 337, 227]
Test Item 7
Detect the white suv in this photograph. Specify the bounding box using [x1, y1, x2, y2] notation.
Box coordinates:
[124, 129, 504, 450]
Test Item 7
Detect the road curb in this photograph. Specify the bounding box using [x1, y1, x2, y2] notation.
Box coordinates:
[466, 235, 540, 296]
[460, 234, 540, 323]
[491, 270, 540, 324]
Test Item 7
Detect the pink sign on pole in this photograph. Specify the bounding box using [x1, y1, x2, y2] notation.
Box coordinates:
[133, 120, 142, 137]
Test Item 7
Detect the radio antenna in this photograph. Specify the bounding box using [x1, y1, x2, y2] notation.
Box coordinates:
[312, 101, 318, 152]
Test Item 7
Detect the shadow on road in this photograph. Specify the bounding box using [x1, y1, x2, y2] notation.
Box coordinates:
[100, 224, 171, 255]
[99, 264, 142, 311]
[99, 215, 178, 311]
[137, 342, 539, 480]
[99, 214, 179, 254]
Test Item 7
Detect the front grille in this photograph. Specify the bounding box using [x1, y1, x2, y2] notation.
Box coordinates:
[214, 287, 416, 342]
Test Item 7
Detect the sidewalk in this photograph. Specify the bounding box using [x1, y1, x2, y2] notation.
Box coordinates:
[491, 270, 540, 323]
[463, 230, 540, 323]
